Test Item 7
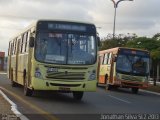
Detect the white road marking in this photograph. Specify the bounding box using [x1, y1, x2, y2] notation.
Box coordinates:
[107, 94, 131, 104]
[0, 88, 29, 120]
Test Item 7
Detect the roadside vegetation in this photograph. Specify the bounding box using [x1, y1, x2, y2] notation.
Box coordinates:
[143, 84, 160, 93]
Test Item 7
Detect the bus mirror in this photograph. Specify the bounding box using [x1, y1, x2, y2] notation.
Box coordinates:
[29, 37, 34, 47]
[113, 56, 117, 62]
[97, 36, 101, 46]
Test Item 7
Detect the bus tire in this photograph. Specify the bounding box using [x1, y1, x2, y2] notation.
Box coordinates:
[106, 84, 112, 90]
[132, 88, 139, 94]
[24, 80, 33, 96]
[11, 81, 18, 87]
[105, 74, 112, 90]
[73, 91, 83, 100]
[24, 71, 33, 96]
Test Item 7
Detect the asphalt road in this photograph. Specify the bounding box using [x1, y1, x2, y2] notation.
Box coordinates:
[0, 73, 160, 120]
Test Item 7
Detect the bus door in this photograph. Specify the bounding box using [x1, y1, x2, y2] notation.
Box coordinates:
[109, 53, 114, 84]
[27, 31, 32, 86]
[99, 55, 106, 84]
[99, 53, 111, 85]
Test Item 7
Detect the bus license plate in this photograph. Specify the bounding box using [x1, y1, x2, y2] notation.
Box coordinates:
[59, 87, 70, 91]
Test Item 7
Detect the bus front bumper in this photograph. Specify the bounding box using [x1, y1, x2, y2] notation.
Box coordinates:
[31, 77, 97, 92]
[114, 80, 148, 88]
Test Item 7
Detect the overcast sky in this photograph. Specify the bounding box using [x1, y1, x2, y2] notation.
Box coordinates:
[0, 0, 160, 54]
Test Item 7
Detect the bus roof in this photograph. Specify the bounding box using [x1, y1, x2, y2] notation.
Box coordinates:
[36, 19, 95, 25]
[99, 47, 149, 55]
[9, 19, 96, 42]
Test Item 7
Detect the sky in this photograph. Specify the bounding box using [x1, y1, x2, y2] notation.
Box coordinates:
[0, 0, 160, 54]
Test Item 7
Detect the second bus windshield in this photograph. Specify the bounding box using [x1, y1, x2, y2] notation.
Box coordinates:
[116, 53, 150, 76]
[35, 32, 96, 65]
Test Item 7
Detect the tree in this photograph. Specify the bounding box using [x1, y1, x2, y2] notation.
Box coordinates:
[100, 33, 135, 50]
[151, 48, 160, 85]
[153, 33, 160, 41]
[125, 37, 159, 51]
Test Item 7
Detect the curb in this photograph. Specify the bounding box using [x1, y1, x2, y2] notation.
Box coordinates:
[0, 90, 29, 120]
[140, 89, 160, 96]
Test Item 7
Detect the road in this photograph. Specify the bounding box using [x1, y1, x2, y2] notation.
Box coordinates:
[0, 73, 160, 120]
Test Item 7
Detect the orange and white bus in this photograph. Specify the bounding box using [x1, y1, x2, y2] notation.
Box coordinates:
[98, 47, 150, 94]
[8, 20, 99, 100]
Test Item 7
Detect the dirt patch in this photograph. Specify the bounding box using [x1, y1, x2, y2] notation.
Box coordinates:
[143, 85, 160, 93]
[0, 94, 13, 114]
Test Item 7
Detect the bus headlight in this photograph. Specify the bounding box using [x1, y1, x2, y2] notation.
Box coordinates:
[35, 67, 42, 78]
[89, 70, 96, 80]
[116, 73, 120, 79]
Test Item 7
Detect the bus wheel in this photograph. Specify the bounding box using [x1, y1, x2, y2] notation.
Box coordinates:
[73, 92, 84, 100]
[105, 74, 112, 90]
[132, 88, 139, 94]
[24, 81, 33, 96]
[24, 76, 33, 96]
[106, 84, 112, 90]
[11, 81, 18, 87]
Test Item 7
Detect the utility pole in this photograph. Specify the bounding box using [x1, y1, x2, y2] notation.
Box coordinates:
[111, 0, 133, 40]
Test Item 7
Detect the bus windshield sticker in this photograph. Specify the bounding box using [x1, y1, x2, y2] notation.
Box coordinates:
[49, 33, 62, 38]
[45, 55, 65, 62]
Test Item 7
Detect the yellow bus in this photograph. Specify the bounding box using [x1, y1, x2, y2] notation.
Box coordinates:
[98, 47, 150, 94]
[8, 20, 99, 100]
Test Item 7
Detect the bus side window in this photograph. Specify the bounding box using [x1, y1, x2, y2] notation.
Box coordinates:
[12, 41, 14, 55]
[14, 39, 17, 55]
[107, 53, 112, 64]
[22, 32, 28, 53]
[20, 36, 24, 53]
[8, 42, 11, 56]
[103, 53, 109, 65]
[99, 55, 103, 65]
[11, 43, 13, 55]
[26, 31, 31, 52]
[18, 36, 23, 54]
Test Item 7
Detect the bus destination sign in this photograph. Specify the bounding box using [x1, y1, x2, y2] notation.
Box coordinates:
[48, 23, 86, 32]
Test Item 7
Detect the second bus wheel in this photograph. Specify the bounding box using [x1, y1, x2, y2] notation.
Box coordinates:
[73, 91, 84, 100]
[105, 74, 112, 90]
[106, 84, 112, 90]
[131, 88, 139, 94]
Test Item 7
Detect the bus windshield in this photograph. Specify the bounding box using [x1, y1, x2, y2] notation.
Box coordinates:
[35, 32, 96, 65]
[116, 54, 150, 76]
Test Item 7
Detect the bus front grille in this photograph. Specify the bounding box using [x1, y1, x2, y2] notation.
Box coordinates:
[121, 75, 142, 82]
[46, 72, 85, 81]
[121, 82, 142, 87]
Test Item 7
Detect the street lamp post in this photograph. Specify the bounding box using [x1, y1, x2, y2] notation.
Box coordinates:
[111, 0, 133, 40]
